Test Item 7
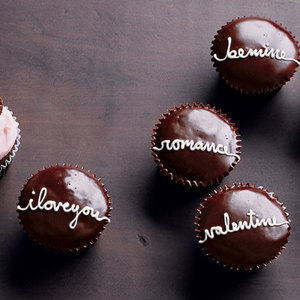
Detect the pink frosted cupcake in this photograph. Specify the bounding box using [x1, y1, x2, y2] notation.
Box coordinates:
[0, 97, 20, 175]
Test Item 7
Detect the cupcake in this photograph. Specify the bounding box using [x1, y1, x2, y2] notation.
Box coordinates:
[211, 17, 300, 94]
[0, 97, 21, 175]
[17, 165, 112, 252]
[195, 183, 291, 270]
[151, 103, 241, 187]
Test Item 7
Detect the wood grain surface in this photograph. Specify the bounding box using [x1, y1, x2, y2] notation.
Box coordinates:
[0, 1, 299, 299]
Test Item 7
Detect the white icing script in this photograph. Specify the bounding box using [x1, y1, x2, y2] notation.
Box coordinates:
[213, 37, 300, 65]
[153, 139, 240, 161]
[198, 209, 289, 244]
[17, 187, 110, 229]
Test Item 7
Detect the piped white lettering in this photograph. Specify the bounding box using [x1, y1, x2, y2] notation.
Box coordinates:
[17, 187, 110, 229]
[213, 37, 300, 65]
[198, 209, 289, 244]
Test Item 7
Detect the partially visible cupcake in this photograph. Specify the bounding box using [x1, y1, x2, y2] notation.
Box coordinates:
[151, 103, 241, 187]
[211, 17, 300, 94]
[0, 97, 21, 175]
[195, 183, 291, 270]
[17, 165, 112, 252]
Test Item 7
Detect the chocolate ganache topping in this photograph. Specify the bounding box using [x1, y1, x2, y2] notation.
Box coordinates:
[17, 165, 111, 252]
[152, 103, 241, 187]
[211, 17, 300, 93]
[195, 184, 290, 270]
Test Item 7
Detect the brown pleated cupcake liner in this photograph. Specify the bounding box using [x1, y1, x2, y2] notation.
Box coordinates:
[0, 107, 21, 175]
[17, 164, 112, 253]
[151, 103, 242, 187]
[195, 183, 291, 271]
[0, 97, 3, 115]
[211, 16, 300, 94]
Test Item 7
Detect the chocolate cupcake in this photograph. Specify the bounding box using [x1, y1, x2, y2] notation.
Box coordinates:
[211, 17, 300, 93]
[17, 165, 112, 252]
[0, 97, 21, 175]
[195, 183, 291, 270]
[151, 103, 241, 187]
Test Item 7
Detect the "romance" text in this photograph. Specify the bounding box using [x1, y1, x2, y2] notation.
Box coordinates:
[153, 139, 240, 161]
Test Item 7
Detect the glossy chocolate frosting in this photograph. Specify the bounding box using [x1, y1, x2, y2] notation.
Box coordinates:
[211, 17, 299, 93]
[195, 184, 290, 270]
[152, 104, 241, 186]
[18, 165, 111, 252]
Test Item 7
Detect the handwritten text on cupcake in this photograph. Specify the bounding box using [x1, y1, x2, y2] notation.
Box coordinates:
[198, 209, 289, 244]
[17, 187, 110, 229]
[213, 37, 300, 65]
[153, 139, 240, 160]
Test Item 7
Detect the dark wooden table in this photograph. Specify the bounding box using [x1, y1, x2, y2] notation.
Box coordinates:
[0, 1, 299, 299]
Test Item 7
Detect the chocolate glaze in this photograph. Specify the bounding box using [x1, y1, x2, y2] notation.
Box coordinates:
[152, 104, 241, 186]
[18, 165, 111, 252]
[195, 184, 290, 270]
[212, 17, 299, 93]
